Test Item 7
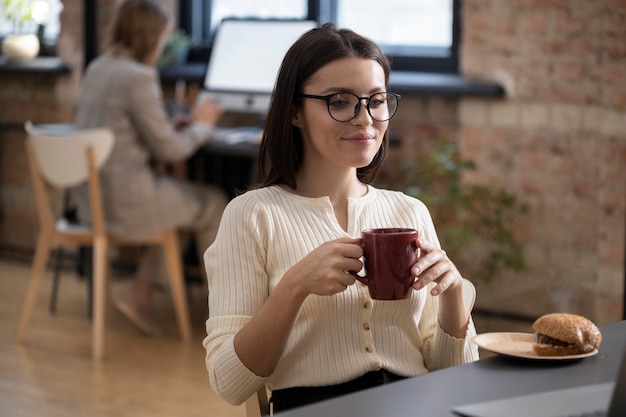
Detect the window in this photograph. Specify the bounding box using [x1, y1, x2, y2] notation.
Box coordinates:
[211, 0, 308, 29]
[0, 0, 62, 41]
[179, 0, 459, 73]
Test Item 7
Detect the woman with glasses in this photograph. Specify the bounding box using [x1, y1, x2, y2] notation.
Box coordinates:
[203, 23, 478, 412]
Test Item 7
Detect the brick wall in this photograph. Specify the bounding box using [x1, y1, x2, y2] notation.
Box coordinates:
[454, 0, 626, 323]
[1, 1, 624, 324]
[0, 70, 77, 251]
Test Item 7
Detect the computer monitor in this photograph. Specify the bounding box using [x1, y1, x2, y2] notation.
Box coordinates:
[202, 19, 317, 115]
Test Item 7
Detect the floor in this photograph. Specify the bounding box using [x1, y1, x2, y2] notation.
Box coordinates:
[0, 256, 532, 417]
[0, 256, 246, 417]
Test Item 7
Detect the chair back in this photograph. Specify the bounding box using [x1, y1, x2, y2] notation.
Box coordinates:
[24, 121, 114, 188]
[462, 278, 476, 312]
[24, 121, 115, 236]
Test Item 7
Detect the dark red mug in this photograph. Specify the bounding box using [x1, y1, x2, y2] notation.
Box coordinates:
[350, 228, 419, 300]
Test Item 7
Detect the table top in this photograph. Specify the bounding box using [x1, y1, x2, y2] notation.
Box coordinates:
[0, 56, 71, 74]
[204, 139, 259, 159]
[277, 320, 626, 417]
[205, 127, 261, 158]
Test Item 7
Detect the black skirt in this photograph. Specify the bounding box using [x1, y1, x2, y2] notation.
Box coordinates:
[270, 369, 406, 414]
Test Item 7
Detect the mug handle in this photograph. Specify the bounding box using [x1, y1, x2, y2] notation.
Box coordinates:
[348, 269, 368, 285]
[348, 240, 369, 285]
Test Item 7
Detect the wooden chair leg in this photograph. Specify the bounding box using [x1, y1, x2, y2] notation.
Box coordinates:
[162, 231, 192, 342]
[17, 233, 52, 342]
[92, 236, 109, 361]
[245, 387, 270, 417]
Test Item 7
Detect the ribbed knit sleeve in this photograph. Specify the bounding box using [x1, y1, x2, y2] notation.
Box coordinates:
[202, 185, 479, 406]
[203, 190, 272, 405]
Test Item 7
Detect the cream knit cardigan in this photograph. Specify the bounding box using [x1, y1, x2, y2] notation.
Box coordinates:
[203, 185, 479, 405]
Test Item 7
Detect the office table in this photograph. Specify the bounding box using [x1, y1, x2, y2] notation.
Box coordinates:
[204, 138, 260, 159]
[276, 320, 626, 416]
[194, 132, 260, 198]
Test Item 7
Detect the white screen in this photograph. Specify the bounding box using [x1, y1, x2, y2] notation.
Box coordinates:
[203, 19, 317, 114]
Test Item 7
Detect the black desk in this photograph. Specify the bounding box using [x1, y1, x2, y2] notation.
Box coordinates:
[204, 139, 259, 159]
[196, 132, 260, 198]
[276, 320, 626, 416]
[0, 56, 71, 74]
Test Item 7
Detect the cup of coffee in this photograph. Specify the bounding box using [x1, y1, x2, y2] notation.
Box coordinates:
[350, 228, 419, 300]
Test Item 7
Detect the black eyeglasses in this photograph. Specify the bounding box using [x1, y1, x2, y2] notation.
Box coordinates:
[298, 91, 401, 122]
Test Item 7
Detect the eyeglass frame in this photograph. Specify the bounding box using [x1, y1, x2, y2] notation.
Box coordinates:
[297, 91, 401, 122]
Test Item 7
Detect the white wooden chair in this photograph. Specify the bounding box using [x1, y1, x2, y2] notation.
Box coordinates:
[17, 121, 192, 361]
[243, 278, 477, 416]
[245, 386, 270, 417]
[462, 277, 476, 312]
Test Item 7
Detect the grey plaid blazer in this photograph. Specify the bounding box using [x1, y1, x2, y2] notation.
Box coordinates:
[69, 50, 216, 239]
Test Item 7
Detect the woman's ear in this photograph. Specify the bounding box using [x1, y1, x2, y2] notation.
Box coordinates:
[291, 107, 304, 128]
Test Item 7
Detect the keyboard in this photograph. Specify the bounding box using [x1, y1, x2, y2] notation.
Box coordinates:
[213, 127, 263, 145]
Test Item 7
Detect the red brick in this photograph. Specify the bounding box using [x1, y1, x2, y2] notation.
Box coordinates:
[551, 10, 586, 36]
[552, 59, 585, 81]
[519, 13, 550, 34]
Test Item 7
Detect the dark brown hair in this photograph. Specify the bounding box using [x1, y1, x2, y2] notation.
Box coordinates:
[257, 23, 392, 189]
[103, 0, 169, 65]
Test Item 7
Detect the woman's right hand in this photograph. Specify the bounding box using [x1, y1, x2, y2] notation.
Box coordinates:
[191, 95, 224, 126]
[283, 237, 364, 298]
[233, 237, 363, 378]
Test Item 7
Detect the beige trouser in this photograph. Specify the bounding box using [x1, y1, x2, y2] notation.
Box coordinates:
[136, 184, 228, 285]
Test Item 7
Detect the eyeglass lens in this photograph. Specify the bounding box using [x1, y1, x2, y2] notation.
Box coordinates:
[328, 92, 398, 122]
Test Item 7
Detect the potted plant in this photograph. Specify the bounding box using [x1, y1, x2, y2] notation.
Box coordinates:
[1, 0, 48, 60]
[157, 30, 192, 68]
[375, 140, 527, 283]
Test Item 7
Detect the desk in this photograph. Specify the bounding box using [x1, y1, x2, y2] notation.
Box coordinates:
[277, 320, 626, 417]
[204, 139, 259, 159]
[0, 56, 71, 74]
[195, 132, 260, 198]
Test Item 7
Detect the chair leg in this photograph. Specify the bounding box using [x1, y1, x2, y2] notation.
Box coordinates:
[49, 248, 65, 314]
[92, 236, 109, 361]
[162, 231, 192, 342]
[17, 233, 52, 342]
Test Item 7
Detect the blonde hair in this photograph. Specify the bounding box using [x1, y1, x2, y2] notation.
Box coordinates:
[103, 0, 170, 64]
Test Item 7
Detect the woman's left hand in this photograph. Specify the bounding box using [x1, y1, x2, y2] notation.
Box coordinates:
[411, 239, 462, 296]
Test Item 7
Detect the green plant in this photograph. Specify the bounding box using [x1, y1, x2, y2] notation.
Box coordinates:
[157, 30, 192, 68]
[2, 0, 35, 33]
[375, 141, 527, 282]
